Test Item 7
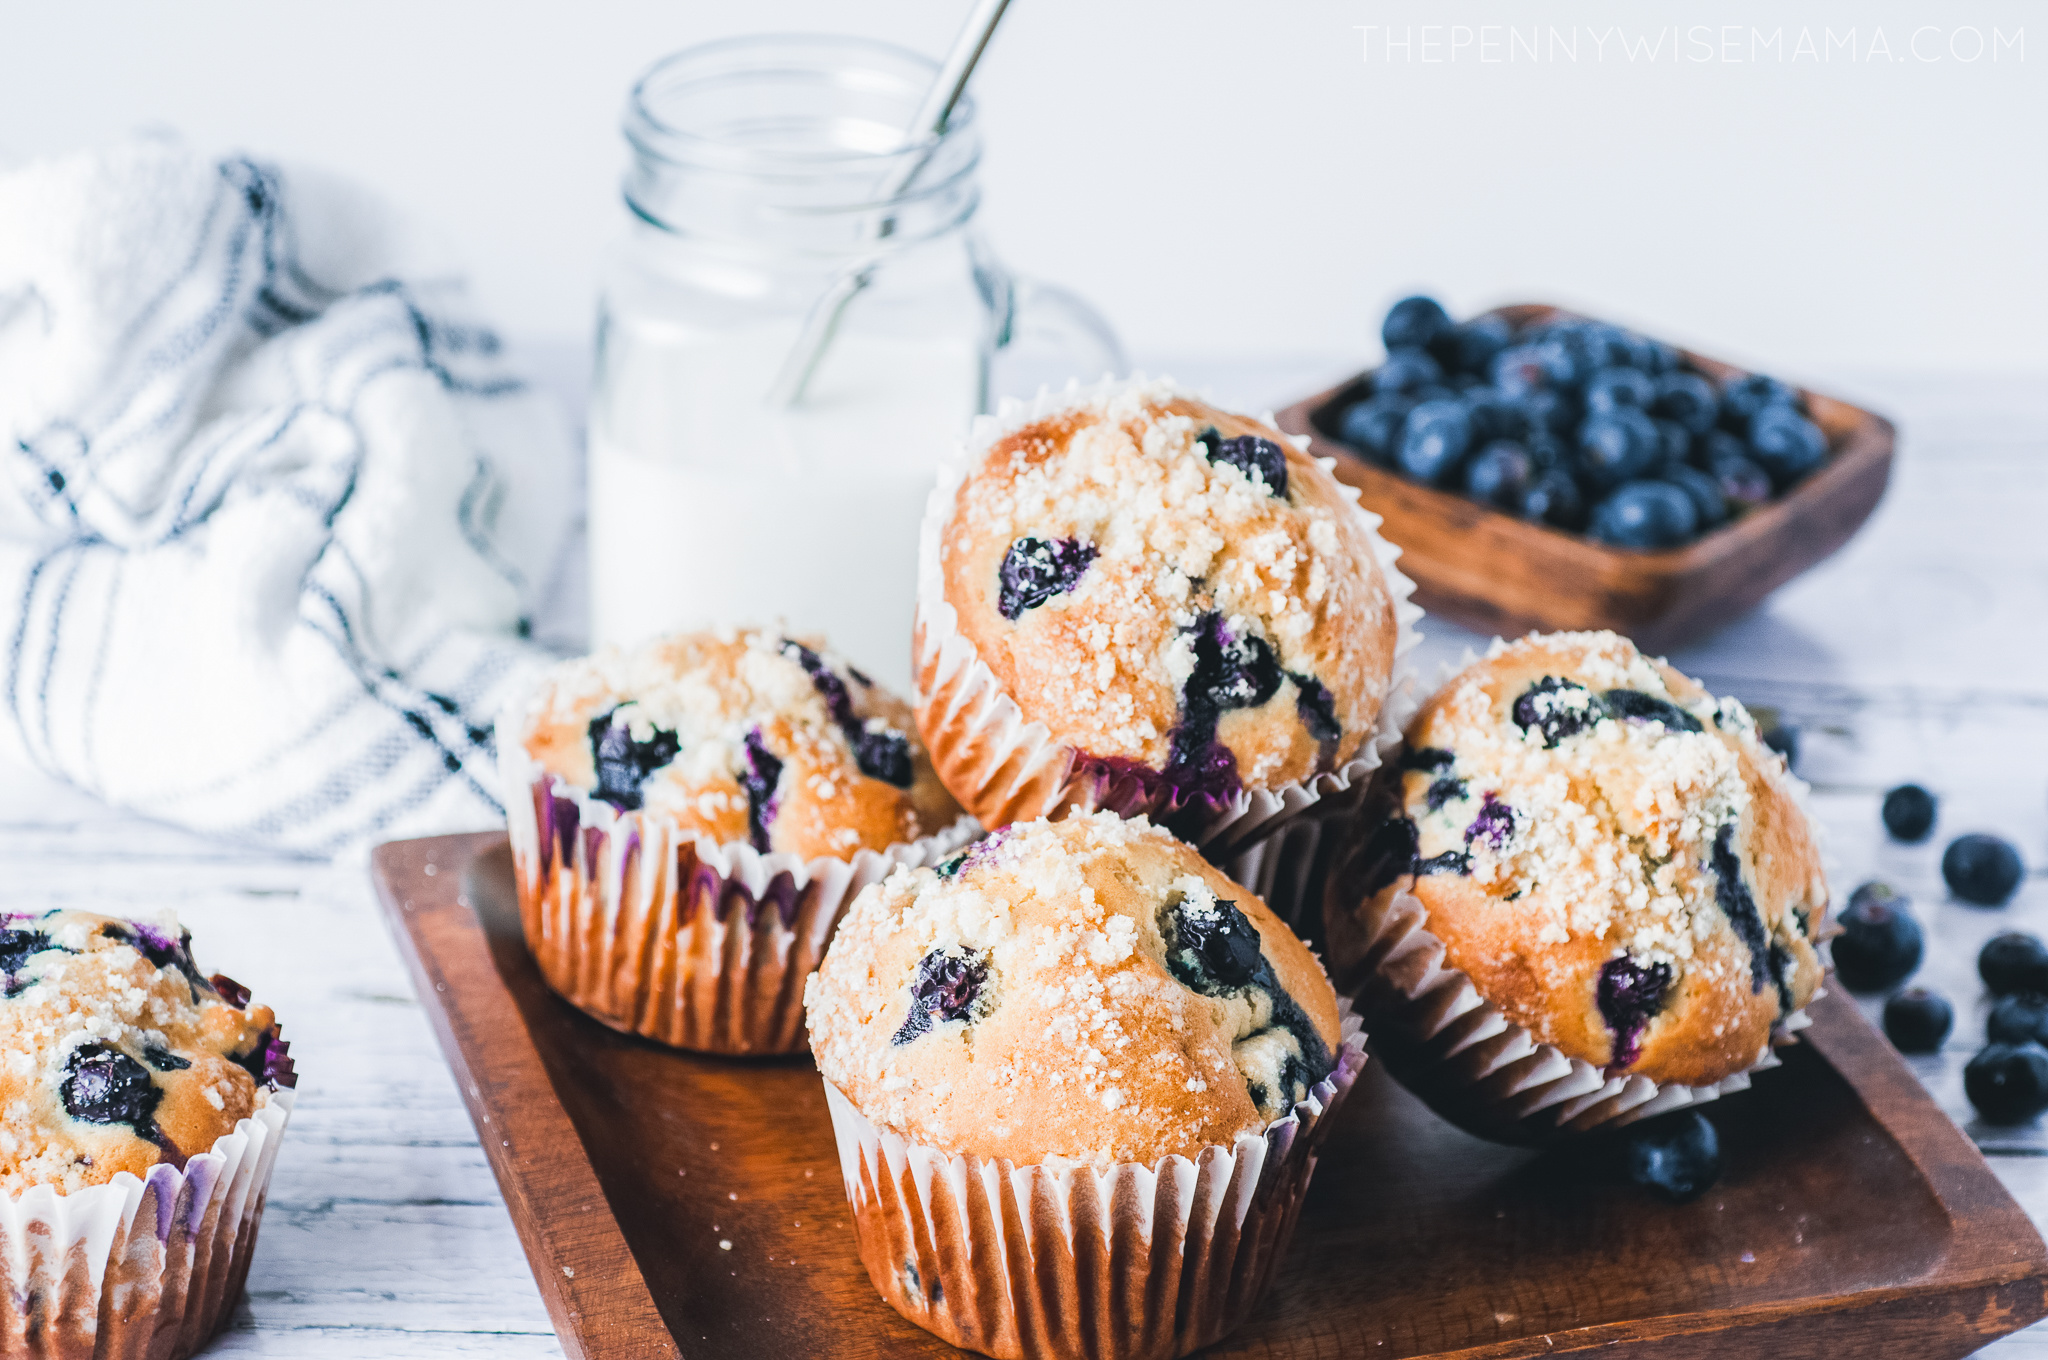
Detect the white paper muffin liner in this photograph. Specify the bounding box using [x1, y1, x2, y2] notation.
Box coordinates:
[502, 734, 979, 1055]
[913, 375, 1424, 861]
[821, 1004, 1367, 1360]
[0, 1087, 294, 1360]
[1218, 780, 1371, 948]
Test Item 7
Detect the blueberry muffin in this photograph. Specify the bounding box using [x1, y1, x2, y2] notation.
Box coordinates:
[807, 812, 1364, 1360]
[1325, 631, 1827, 1137]
[511, 628, 959, 859]
[916, 378, 1414, 851]
[0, 909, 294, 1356]
[500, 628, 970, 1054]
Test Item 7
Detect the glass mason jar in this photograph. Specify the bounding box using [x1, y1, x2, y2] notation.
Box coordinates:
[589, 35, 1121, 691]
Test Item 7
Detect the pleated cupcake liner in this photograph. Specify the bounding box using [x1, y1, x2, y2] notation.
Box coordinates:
[913, 375, 1423, 861]
[1216, 779, 1371, 950]
[1329, 884, 1812, 1146]
[502, 736, 978, 1055]
[821, 1004, 1367, 1360]
[0, 1087, 294, 1360]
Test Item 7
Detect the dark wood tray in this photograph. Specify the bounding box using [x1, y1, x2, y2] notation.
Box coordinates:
[373, 831, 2048, 1359]
[1275, 303, 1896, 650]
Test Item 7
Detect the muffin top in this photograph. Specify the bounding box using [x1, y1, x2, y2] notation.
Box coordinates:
[935, 380, 1402, 808]
[0, 909, 293, 1195]
[1337, 631, 1826, 1087]
[511, 628, 961, 860]
[806, 811, 1342, 1166]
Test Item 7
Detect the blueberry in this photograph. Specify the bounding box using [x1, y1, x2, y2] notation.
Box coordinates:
[1490, 342, 1566, 397]
[780, 639, 857, 729]
[103, 922, 196, 977]
[1396, 398, 1474, 486]
[1161, 893, 1266, 993]
[854, 730, 914, 788]
[1989, 994, 2048, 1045]
[1709, 823, 1775, 996]
[1355, 815, 1420, 896]
[1382, 296, 1453, 352]
[1590, 481, 1698, 551]
[1880, 784, 1938, 843]
[1707, 450, 1775, 514]
[1650, 419, 1692, 470]
[0, 928, 54, 975]
[738, 727, 783, 852]
[1965, 1042, 2048, 1124]
[1653, 372, 1721, 436]
[998, 536, 1097, 620]
[1424, 776, 1466, 810]
[1831, 881, 1923, 991]
[1201, 427, 1289, 497]
[1461, 387, 1524, 443]
[1576, 325, 1640, 373]
[1462, 441, 1535, 509]
[1752, 707, 1799, 768]
[1464, 793, 1515, 850]
[1512, 677, 1599, 747]
[1522, 432, 1567, 470]
[1747, 407, 1829, 487]
[1375, 347, 1444, 398]
[1516, 387, 1579, 436]
[1185, 614, 1284, 715]
[1629, 336, 1682, 375]
[1980, 932, 2048, 995]
[61, 1043, 161, 1131]
[1619, 1110, 1721, 1204]
[1584, 367, 1657, 415]
[1412, 849, 1472, 876]
[1882, 988, 1954, 1054]
[1693, 429, 1748, 472]
[1400, 747, 1455, 772]
[1602, 689, 1704, 733]
[1441, 314, 1513, 374]
[1577, 409, 1664, 490]
[1944, 834, 2025, 906]
[890, 947, 992, 1044]
[588, 709, 683, 811]
[232, 1027, 296, 1090]
[1720, 373, 1801, 430]
[1520, 468, 1588, 531]
[1662, 465, 1728, 530]
[1597, 955, 1675, 1067]
[1336, 396, 1411, 465]
[141, 1043, 191, 1072]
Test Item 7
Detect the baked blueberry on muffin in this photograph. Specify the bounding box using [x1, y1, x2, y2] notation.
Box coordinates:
[916, 378, 1416, 853]
[807, 812, 1364, 1360]
[0, 909, 295, 1356]
[500, 628, 970, 1054]
[1325, 631, 1827, 1140]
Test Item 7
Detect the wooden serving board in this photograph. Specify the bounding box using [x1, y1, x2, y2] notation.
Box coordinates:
[373, 831, 2048, 1359]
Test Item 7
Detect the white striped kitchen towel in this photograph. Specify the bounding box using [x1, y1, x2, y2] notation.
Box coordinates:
[0, 139, 576, 854]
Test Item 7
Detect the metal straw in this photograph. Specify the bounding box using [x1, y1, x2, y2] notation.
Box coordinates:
[765, 0, 1013, 407]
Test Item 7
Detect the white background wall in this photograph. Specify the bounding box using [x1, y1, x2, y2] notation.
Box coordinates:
[1, 0, 2042, 377]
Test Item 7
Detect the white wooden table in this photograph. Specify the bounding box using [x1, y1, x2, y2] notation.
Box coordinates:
[4, 357, 2044, 1356]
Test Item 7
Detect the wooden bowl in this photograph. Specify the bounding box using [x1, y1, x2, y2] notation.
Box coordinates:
[1274, 303, 1896, 651]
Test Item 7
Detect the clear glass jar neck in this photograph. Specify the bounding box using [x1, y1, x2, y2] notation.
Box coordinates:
[621, 35, 983, 261]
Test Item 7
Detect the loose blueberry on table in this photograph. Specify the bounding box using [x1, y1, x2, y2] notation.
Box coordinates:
[1979, 932, 2048, 996]
[1880, 783, 1938, 843]
[1883, 988, 1954, 1054]
[1830, 881, 1924, 992]
[1617, 1110, 1722, 1204]
[1943, 833, 2025, 907]
[1325, 297, 1827, 547]
[1965, 1042, 2048, 1125]
[1989, 994, 2048, 1047]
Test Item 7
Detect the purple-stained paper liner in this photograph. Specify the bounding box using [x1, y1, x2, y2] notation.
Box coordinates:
[0, 1087, 293, 1360]
[1329, 884, 1812, 1145]
[913, 376, 1423, 861]
[822, 1004, 1367, 1360]
[500, 734, 978, 1056]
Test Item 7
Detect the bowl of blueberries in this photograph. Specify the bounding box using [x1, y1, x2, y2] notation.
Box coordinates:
[1276, 298, 1895, 650]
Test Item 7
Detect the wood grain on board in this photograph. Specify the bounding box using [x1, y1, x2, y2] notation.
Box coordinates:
[373, 831, 2048, 1360]
[1275, 304, 1897, 652]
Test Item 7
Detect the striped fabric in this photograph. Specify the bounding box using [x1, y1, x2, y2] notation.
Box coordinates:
[0, 140, 574, 853]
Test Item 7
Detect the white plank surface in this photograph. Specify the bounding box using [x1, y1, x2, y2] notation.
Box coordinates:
[2, 359, 2044, 1355]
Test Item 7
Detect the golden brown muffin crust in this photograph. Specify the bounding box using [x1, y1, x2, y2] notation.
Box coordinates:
[937, 382, 1399, 795]
[512, 628, 960, 860]
[806, 812, 1341, 1166]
